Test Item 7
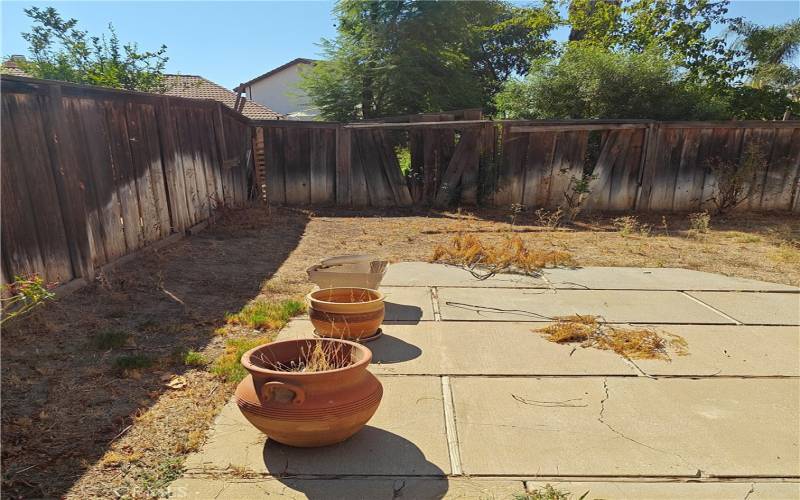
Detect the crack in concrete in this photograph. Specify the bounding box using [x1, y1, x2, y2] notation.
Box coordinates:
[743, 482, 755, 500]
[597, 378, 697, 471]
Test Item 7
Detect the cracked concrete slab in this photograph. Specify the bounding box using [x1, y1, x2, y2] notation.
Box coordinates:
[686, 292, 800, 325]
[383, 263, 798, 291]
[280, 320, 800, 377]
[451, 377, 799, 477]
[524, 481, 800, 499]
[437, 288, 734, 323]
[380, 287, 435, 322]
[543, 267, 799, 292]
[183, 376, 449, 476]
[169, 477, 524, 499]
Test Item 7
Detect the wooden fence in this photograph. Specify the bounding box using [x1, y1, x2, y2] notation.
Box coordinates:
[252, 118, 800, 213]
[1, 75, 252, 287]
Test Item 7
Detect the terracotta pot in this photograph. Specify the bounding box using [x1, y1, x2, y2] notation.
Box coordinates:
[307, 256, 388, 290]
[235, 338, 382, 447]
[307, 287, 385, 341]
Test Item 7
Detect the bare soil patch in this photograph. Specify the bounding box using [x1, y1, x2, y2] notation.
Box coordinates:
[2, 206, 797, 498]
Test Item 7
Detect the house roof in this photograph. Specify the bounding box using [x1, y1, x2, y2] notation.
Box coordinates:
[1, 59, 31, 77]
[240, 58, 316, 88]
[163, 74, 282, 120]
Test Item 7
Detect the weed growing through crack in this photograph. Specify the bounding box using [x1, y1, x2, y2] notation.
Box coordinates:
[516, 484, 586, 500]
[431, 233, 575, 280]
[537, 315, 688, 361]
[90, 330, 130, 350]
[226, 298, 306, 330]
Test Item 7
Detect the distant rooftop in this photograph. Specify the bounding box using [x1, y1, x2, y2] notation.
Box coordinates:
[163, 74, 282, 120]
[240, 58, 316, 88]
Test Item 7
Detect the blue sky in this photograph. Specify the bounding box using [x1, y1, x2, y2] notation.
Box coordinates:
[2, 1, 798, 90]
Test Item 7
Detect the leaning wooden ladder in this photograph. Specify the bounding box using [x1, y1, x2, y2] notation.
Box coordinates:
[252, 127, 268, 207]
[234, 83, 269, 208]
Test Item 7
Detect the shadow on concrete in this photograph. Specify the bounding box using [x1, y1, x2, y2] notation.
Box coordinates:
[262, 426, 447, 499]
[368, 334, 422, 364]
[384, 302, 423, 323]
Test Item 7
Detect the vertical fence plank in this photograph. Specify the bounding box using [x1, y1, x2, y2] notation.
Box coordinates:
[155, 98, 188, 232]
[336, 126, 352, 206]
[761, 128, 800, 210]
[105, 99, 144, 251]
[310, 128, 335, 204]
[521, 132, 557, 207]
[7, 93, 74, 283]
[45, 85, 95, 279]
[125, 102, 161, 244]
[1, 96, 47, 280]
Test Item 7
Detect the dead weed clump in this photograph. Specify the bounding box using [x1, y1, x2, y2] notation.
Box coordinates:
[431, 233, 575, 279]
[537, 315, 688, 361]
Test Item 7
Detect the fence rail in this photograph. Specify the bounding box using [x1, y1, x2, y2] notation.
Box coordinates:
[1, 75, 251, 288]
[254, 118, 800, 213]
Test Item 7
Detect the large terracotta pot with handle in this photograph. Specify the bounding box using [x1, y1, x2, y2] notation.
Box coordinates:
[307, 287, 385, 341]
[235, 338, 382, 447]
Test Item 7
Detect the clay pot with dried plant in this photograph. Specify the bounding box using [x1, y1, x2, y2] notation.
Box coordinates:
[307, 287, 385, 341]
[235, 338, 382, 447]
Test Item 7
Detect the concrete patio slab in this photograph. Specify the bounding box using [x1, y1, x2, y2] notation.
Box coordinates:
[183, 376, 450, 476]
[279, 321, 800, 377]
[169, 477, 524, 499]
[543, 267, 799, 292]
[383, 262, 551, 288]
[380, 286, 434, 322]
[686, 291, 800, 325]
[452, 377, 800, 477]
[278, 319, 637, 376]
[524, 481, 800, 499]
[383, 263, 798, 291]
[437, 288, 734, 323]
[633, 324, 800, 377]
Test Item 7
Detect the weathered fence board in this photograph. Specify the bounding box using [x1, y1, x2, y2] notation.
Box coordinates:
[1, 75, 251, 288]
[253, 117, 799, 213]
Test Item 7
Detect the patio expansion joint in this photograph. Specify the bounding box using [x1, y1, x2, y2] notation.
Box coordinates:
[440, 375, 463, 476]
[680, 291, 743, 325]
[430, 286, 442, 321]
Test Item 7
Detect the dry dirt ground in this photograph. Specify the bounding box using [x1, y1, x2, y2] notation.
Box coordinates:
[2, 206, 798, 498]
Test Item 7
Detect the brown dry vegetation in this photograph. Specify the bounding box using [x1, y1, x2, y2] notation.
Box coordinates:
[1, 206, 798, 498]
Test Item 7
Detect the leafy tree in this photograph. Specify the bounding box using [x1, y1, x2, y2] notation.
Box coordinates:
[495, 44, 729, 120]
[12, 6, 168, 92]
[300, 0, 559, 120]
[731, 19, 800, 96]
[564, 0, 743, 86]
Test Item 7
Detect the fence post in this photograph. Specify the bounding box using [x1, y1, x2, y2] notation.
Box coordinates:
[635, 122, 661, 211]
[336, 125, 352, 206]
[45, 84, 95, 281]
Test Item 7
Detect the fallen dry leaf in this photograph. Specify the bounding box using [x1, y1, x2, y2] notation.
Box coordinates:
[166, 376, 188, 390]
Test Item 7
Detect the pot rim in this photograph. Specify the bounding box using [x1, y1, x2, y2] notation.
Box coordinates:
[241, 338, 373, 377]
[307, 287, 385, 306]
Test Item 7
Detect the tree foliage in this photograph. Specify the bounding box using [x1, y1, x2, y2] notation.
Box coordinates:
[15, 6, 168, 92]
[300, 0, 559, 120]
[495, 44, 728, 120]
[731, 18, 800, 96]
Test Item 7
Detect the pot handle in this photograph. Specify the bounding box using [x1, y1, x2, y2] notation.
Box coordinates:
[260, 380, 306, 405]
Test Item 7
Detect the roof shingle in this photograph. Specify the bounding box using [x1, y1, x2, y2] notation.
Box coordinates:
[162, 74, 282, 120]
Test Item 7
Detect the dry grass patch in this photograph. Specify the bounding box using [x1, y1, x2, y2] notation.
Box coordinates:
[431, 233, 575, 279]
[537, 315, 688, 361]
[225, 298, 306, 330]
